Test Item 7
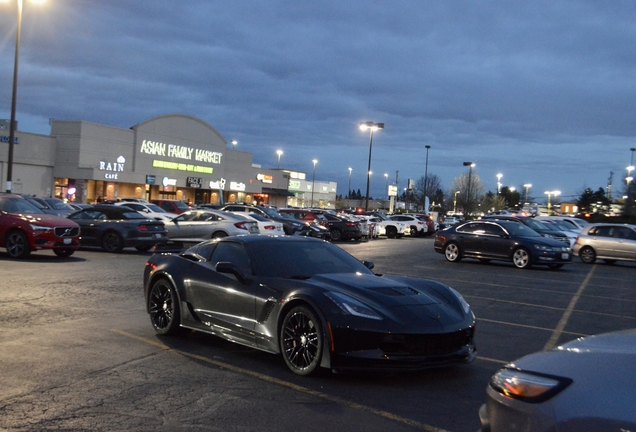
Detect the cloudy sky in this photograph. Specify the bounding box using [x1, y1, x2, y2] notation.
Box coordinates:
[2, 0, 636, 203]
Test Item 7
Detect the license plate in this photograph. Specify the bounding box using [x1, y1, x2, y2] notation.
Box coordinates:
[63, 238, 72, 244]
[249, 227, 259, 233]
[155, 233, 162, 239]
[561, 253, 569, 259]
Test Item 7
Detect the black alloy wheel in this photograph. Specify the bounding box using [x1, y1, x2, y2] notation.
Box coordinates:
[579, 246, 596, 264]
[5, 230, 31, 259]
[330, 229, 342, 241]
[386, 226, 397, 238]
[410, 225, 419, 237]
[102, 231, 124, 253]
[53, 248, 75, 258]
[280, 305, 323, 376]
[148, 279, 181, 335]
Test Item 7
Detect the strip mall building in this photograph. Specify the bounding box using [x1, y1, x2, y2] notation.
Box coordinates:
[0, 114, 337, 208]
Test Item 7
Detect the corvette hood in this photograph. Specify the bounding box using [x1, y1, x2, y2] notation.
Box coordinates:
[309, 273, 440, 307]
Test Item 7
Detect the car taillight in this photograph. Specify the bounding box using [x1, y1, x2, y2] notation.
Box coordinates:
[138, 224, 149, 231]
[234, 222, 249, 230]
[264, 225, 276, 230]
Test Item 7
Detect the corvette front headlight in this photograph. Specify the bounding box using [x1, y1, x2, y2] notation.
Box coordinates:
[448, 287, 471, 314]
[324, 292, 382, 320]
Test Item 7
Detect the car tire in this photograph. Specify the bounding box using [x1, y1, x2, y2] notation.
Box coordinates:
[148, 278, 181, 335]
[212, 231, 228, 239]
[5, 230, 31, 259]
[512, 248, 532, 269]
[579, 246, 596, 264]
[280, 305, 323, 376]
[410, 226, 419, 237]
[102, 231, 124, 253]
[444, 242, 462, 262]
[386, 226, 397, 238]
[136, 245, 153, 252]
[53, 248, 75, 258]
[330, 229, 342, 241]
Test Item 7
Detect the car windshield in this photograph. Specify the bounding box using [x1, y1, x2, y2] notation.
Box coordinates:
[246, 240, 373, 278]
[0, 197, 46, 214]
[260, 207, 283, 218]
[46, 199, 75, 210]
[503, 222, 542, 237]
[146, 204, 166, 212]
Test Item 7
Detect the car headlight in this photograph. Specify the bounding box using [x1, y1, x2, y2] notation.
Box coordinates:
[489, 367, 572, 403]
[448, 287, 471, 314]
[533, 244, 550, 251]
[30, 224, 53, 234]
[324, 292, 383, 320]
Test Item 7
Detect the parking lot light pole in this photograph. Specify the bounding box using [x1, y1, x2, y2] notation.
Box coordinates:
[359, 121, 384, 211]
[276, 149, 283, 169]
[523, 183, 532, 204]
[453, 190, 460, 214]
[424, 145, 431, 198]
[311, 159, 317, 208]
[347, 167, 352, 209]
[463, 162, 474, 217]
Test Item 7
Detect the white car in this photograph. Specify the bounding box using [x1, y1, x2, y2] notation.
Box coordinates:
[368, 213, 407, 238]
[389, 214, 428, 237]
[165, 209, 260, 241]
[114, 201, 178, 222]
[231, 212, 285, 236]
[535, 215, 589, 232]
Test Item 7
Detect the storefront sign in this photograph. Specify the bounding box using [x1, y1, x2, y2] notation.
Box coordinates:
[230, 181, 246, 191]
[256, 173, 273, 184]
[99, 156, 126, 179]
[152, 160, 213, 174]
[289, 180, 301, 189]
[146, 175, 156, 185]
[0, 135, 19, 144]
[187, 177, 202, 188]
[140, 140, 222, 164]
[162, 177, 178, 187]
[209, 179, 226, 189]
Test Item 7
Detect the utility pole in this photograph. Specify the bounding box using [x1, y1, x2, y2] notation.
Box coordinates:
[607, 171, 614, 200]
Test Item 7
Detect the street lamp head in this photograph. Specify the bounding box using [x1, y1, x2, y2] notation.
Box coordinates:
[312, 159, 318, 166]
[230, 140, 238, 146]
[276, 149, 283, 156]
[425, 145, 431, 149]
[384, 173, 388, 178]
[348, 167, 352, 173]
[359, 121, 384, 132]
[524, 183, 532, 188]
[463, 162, 475, 167]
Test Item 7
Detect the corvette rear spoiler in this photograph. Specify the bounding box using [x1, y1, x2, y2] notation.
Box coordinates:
[151, 241, 187, 254]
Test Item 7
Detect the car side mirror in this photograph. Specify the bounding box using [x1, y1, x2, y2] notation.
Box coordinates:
[362, 260, 374, 270]
[216, 261, 251, 285]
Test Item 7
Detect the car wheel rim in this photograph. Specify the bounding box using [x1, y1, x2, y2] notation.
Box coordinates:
[445, 244, 458, 261]
[7, 233, 26, 257]
[581, 248, 595, 263]
[513, 250, 529, 268]
[282, 311, 319, 371]
[104, 233, 120, 251]
[149, 283, 173, 331]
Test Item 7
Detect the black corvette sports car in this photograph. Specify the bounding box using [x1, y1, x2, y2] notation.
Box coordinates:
[144, 236, 476, 375]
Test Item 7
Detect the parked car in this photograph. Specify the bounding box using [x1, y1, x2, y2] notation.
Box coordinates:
[143, 235, 476, 375]
[310, 208, 369, 240]
[434, 220, 572, 269]
[150, 199, 191, 214]
[196, 203, 223, 210]
[0, 193, 81, 258]
[294, 222, 332, 240]
[30, 197, 77, 216]
[114, 201, 178, 222]
[365, 212, 407, 239]
[479, 328, 636, 432]
[68, 205, 168, 252]
[226, 212, 284, 236]
[389, 214, 428, 237]
[221, 204, 305, 235]
[276, 208, 328, 227]
[535, 215, 589, 231]
[165, 209, 260, 241]
[535, 219, 577, 247]
[481, 215, 571, 246]
[572, 223, 636, 264]
[415, 214, 438, 235]
[280, 209, 361, 241]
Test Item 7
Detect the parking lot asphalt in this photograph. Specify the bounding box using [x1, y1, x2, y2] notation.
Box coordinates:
[1, 235, 634, 431]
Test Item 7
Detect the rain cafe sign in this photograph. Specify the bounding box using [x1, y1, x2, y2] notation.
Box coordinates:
[140, 140, 222, 164]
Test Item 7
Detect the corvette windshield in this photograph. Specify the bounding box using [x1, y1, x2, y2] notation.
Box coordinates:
[246, 240, 373, 278]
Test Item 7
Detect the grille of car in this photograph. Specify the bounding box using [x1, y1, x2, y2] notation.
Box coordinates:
[54, 226, 80, 237]
[379, 328, 474, 356]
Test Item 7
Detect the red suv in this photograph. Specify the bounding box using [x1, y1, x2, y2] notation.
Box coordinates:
[0, 194, 81, 258]
[150, 199, 191, 214]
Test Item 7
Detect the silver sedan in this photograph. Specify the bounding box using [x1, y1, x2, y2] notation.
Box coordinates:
[165, 209, 259, 241]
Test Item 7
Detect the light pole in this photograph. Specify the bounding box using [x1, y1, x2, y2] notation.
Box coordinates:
[228, 139, 238, 148]
[496, 173, 503, 195]
[359, 121, 384, 211]
[453, 190, 460, 215]
[463, 162, 474, 217]
[631, 147, 636, 166]
[424, 145, 431, 198]
[523, 183, 532, 204]
[276, 149, 283, 169]
[544, 190, 561, 215]
[384, 173, 389, 203]
[347, 167, 353, 208]
[311, 159, 317, 208]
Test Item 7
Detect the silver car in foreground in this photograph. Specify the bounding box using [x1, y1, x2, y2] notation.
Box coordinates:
[572, 223, 636, 264]
[479, 329, 636, 431]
